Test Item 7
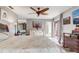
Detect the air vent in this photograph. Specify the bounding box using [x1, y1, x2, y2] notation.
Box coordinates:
[8, 6, 14, 9]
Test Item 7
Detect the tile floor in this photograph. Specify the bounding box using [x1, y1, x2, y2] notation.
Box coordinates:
[0, 35, 66, 53]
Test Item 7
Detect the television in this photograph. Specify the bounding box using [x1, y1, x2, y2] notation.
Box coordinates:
[72, 9, 79, 24]
[73, 18, 79, 24]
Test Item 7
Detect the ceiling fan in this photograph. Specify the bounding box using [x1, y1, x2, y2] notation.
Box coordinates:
[8, 6, 14, 9]
[29, 7, 49, 16]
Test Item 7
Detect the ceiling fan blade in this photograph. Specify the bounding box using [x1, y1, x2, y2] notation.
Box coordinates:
[39, 8, 49, 13]
[30, 7, 37, 12]
[8, 6, 14, 9]
[28, 13, 36, 14]
[41, 13, 48, 15]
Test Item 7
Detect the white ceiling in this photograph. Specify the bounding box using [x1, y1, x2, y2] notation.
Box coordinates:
[8, 6, 72, 19]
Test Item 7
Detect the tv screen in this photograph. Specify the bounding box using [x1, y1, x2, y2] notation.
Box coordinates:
[72, 9, 79, 24]
[73, 18, 79, 24]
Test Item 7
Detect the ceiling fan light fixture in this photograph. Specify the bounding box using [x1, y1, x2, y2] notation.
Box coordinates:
[30, 7, 49, 16]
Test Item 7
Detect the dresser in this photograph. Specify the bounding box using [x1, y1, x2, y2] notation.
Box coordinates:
[70, 34, 79, 52]
[63, 33, 79, 52]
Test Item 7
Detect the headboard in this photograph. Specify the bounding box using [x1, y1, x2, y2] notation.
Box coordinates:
[0, 23, 9, 32]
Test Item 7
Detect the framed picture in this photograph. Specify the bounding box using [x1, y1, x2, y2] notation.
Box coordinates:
[32, 21, 42, 30]
[63, 16, 71, 25]
[72, 9, 79, 24]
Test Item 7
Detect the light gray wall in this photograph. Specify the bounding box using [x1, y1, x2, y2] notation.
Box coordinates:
[26, 19, 52, 36]
[0, 7, 17, 35]
[63, 7, 79, 33]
